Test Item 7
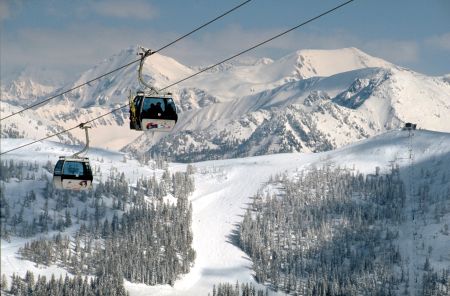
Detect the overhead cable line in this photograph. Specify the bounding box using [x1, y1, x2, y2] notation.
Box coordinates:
[0, 0, 356, 156]
[160, 0, 356, 91]
[0, 0, 253, 121]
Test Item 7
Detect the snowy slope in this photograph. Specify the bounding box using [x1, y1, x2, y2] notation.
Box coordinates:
[0, 138, 166, 284]
[2, 129, 450, 295]
[59, 47, 195, 108]
[185, 47, 394, 100]
[1, 79, 55, 104]
[0, 101, 140, 149]
[129, 66, 450, 161]
[2, 46, 449, 157]
[1, 66, 68, 105]
[151, 129, 449, 296]
[0, 46, 207, 149]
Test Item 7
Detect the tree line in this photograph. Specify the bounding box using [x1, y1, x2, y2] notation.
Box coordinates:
[1, 271, 127, 296]
[1, 158, 197, 292]
[239, 165, 407, 295]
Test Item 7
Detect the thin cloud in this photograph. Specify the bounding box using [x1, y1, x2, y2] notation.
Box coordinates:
[162, 25, 358, 67]
[2, 23, 423, 82]
[130, 25, 357, 67]
[2, 25, 164, 80]
[426, 32, 450, 51]
[363, 39, 419, 64]
[0, 0, 23, 21]
[0, 2, 10, 21]
[90, 0, 158, 20]
[163, 24, 287, 66]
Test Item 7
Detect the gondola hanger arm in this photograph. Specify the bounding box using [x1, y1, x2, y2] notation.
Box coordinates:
[72, 123, 92, 158]
[138, 46, 159, 94]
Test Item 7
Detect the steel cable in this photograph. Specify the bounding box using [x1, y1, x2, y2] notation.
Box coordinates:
[0, 0, 356, 156]
[0, 0, 253, 121]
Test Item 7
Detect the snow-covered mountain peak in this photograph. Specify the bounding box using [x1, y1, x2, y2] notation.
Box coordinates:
[1, 77, 56, 104]
[286, 47, 395, 79]
[3, 46, 398, 110]
[3, 65, 69, 86]
[140, 51, 194, 86]
[101, 44, 194, 83]
[58, 45, 195, 108]
[1, 65, 71, 105]
[2, 46, 449, 156]
[442, 74, 450, 84]
[254, 57, 274, 65]
[186, 47, 397, 101]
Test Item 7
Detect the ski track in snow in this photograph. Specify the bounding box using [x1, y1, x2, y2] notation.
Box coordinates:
[2, 129, 450, 296]
[127, 154, 321, 296]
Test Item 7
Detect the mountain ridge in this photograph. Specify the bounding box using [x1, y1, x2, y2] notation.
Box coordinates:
[1, 46, 449, 161]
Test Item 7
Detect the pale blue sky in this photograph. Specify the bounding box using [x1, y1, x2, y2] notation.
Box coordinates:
[1, 0, 449, 83]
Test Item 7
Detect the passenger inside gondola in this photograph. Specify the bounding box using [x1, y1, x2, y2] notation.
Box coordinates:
[154, 102, 163, 116]
[142, 98, 165, 118]
[165, 100, 177, 120]
[63, 161, 85, 176]
[143, 103, 156, 117]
